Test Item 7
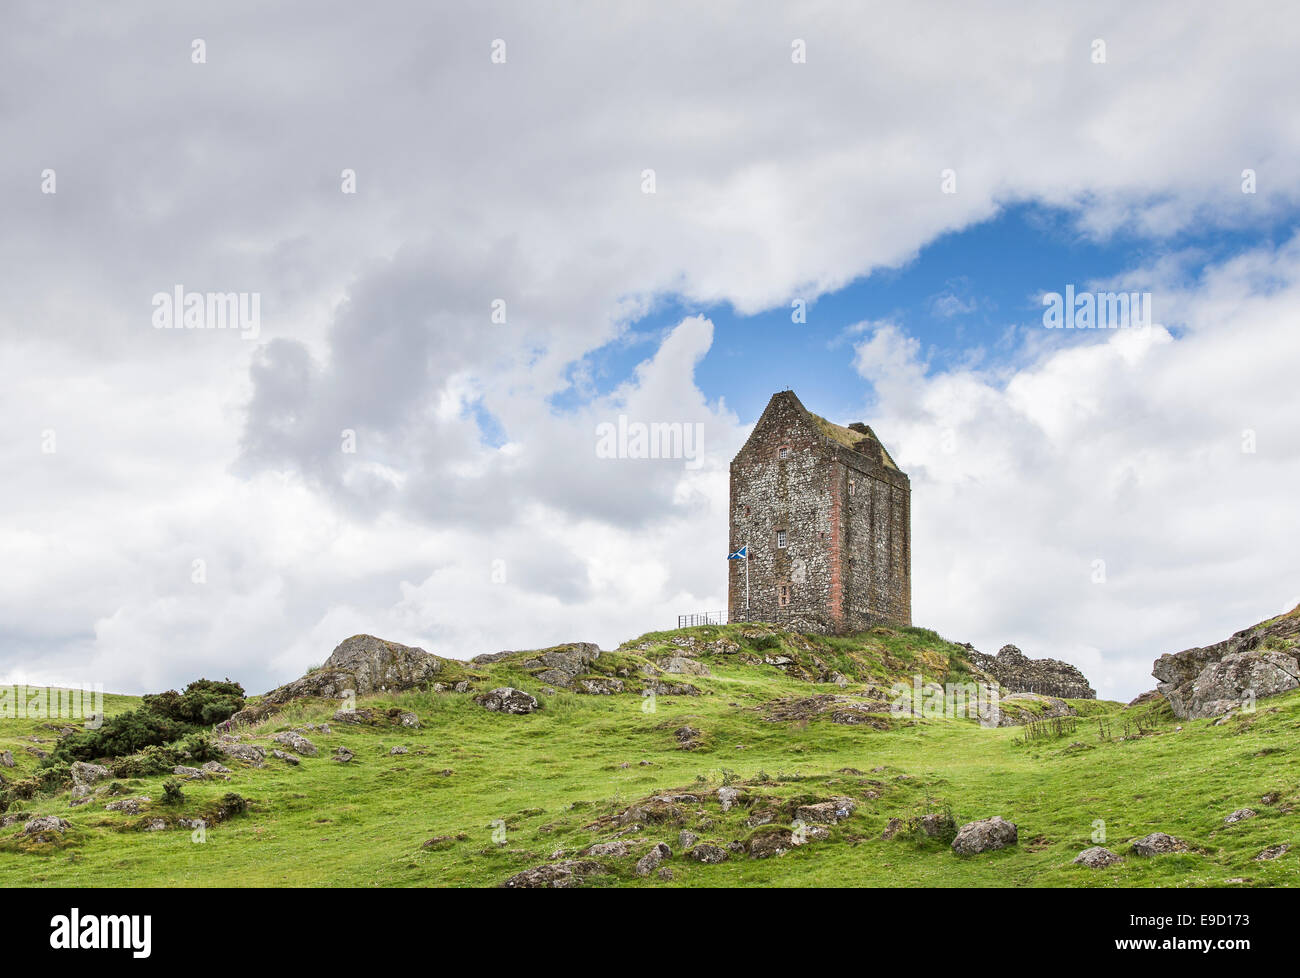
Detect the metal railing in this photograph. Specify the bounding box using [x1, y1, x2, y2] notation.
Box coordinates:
[675, 610, 750, 628]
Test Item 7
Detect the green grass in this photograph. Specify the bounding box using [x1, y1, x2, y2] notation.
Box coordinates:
[1, 627, 1296, 887]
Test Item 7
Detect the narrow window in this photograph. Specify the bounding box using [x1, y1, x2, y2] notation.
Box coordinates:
[848, 479, 856, 497]
[777, 445, 791, 460]
[779, 584, 791, 607]
[776, 530, 788, 548]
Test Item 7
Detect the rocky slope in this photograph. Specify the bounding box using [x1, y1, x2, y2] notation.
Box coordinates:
[1153, 604, 1300, 719]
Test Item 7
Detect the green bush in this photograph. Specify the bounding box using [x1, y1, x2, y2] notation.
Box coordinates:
[180, 731, 221, 763]
[162, 779, 185, 805]
[49, 709, 189, 765]
[142, 679, 245, 726]
[110, 745, 181, 779]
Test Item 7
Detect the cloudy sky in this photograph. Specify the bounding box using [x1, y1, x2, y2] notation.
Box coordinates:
[3, 2, 1299, 700]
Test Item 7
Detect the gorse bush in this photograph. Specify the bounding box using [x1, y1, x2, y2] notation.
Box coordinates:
[142, 679, 245, 726]
[43, 679, 245, 767]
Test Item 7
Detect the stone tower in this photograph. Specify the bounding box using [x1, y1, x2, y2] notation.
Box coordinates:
[728, 391, 911, 631]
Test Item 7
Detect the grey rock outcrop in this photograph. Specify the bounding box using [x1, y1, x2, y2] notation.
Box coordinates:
[259, 634, 449, 706]
[476, 687, 539, 714]
[1153, 607, 1300, 719]
[500, 859, 607, 888]
[518, 643, 602, 689]
[70, 761, 110, 786]
[966, 644, 1095, 699]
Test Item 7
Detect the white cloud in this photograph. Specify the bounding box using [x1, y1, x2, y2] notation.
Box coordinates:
[851, 236, 1300, 700]
[2, 2, 1299, 697]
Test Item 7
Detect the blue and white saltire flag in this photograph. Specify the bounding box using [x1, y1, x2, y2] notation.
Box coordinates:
[727, 545, 747, 560]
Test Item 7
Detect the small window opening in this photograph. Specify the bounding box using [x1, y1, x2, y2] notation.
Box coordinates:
[776, 530, 788, 548]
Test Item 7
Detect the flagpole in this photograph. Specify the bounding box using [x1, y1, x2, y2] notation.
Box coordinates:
[744, 539, 749, 622]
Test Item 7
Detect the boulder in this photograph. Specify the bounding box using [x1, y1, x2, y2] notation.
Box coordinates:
[476, 687, 539, 714]
[201, 761, 231, 776]
[1224, 808, 1257, 824]
[748, 829, 800, 859]
[1073, 846, 1122, 868]
[1152, 607, 1300, 718]
[389, 746, 409, 755]
[636, 843, 672, 876]
[261, 634, 450, 705]
[687, 843, 729, 864]
[218, 743, 266, 766]
[21, 816, 70, 841]
[1129, 832, 1188, 856]
[581, 840, 631, 858]
[0, 750, 14, 767]
[678, 829, 699, 849]
[881, 817, 905, 840]
[70, 761, 110, 786]
[106, 797, 150, 816]
[271, 749, 299, 765]
[172, 766, 205, 780]
[334, 747, 355, 764]
[795, 797, 856, 825]
[271, 731, 318, 756]
[500, 859, 607, 888]
[919, 812, 956, 838]
[951, 816, 1018, 855]
[717, 787, 743, 812]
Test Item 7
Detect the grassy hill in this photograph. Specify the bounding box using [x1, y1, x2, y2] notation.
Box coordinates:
[1, 623, 1297, 887]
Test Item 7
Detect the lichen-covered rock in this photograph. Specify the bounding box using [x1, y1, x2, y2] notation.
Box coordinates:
[619, 799, 686, 827]
[500, 859, 607, 888]
[516, 643, 602, 689]
[795, 797, 856, 824]
[201, 761, 231, 776]
[271, 749, 299, 765]
[1129, 832, 1188, 856]
[1153, 607, 1300, 718]
[748, 828, 801, 859]
[389, 746, 409, 755]
[951, 816, 1018, 855]
[919, 812, 956, 838]
[577, 677, 624, 695]
[217, 743, 265, 766]
[656, 657, 711, 676]
[261, 634, 450, 705]
[172, 765, 205, 780]
[0, 750, 14, 767]
[334, 747, 354, 764]
[717, 787, 744, 812]
[880, 817, 905, 840]
[1255, 843, 1290, 861]
[270, 731, 318, 756]
[476, 687, 539, 714]
[581, 840, 631, 858]
[70, 761, 110, 786]
[106, 797, 150, 816]
[1073, 846, 1122, 868]
[21, 816, 70, 841]
[687, 843, 729, 864]
[635, 843, 671, 876]
[1224, 808, 1257, 824]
